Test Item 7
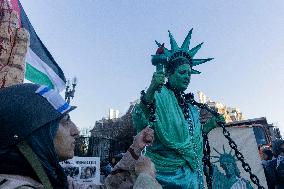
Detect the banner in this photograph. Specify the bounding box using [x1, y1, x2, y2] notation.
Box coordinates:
[207, 126, 267, 189]
[18, 0, 66, 91]
[60, 157, 101, 185]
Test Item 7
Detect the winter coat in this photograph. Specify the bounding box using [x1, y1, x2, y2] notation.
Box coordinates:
[104, 150, 162, 189]
[0, 151, 161, 189]
[0, 174, 103, 189]
[264, 158, 284, 189]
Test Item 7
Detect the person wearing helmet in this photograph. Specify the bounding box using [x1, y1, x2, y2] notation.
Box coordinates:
[0, 83, 157, 189]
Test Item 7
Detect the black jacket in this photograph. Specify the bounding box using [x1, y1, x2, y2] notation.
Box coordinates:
[264, 158, 284, 189]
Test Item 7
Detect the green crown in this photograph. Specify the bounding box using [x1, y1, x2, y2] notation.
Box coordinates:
[155, 29, 213, 74]
[212, 146, 236, 164]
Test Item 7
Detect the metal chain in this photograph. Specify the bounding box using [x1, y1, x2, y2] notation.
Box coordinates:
[141, 88, 264, 188]
[140, 90, 157, 123]
[185, 93, 265, 189]
[202, 132, 213, 189]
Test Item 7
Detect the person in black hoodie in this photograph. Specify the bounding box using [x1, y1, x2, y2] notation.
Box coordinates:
[264, 139, 284, 189]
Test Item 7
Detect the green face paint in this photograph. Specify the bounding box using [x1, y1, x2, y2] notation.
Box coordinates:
[168, 64, 191, 92]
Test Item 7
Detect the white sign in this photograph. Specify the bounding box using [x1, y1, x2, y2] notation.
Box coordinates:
[207, 127, 267, 189]
[60, 156, 100, 185]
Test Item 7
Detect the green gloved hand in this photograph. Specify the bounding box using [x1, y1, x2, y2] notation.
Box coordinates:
[215, 114, 226, 126]
[0, 7, 30, 88]
[202, 115, 225, 134]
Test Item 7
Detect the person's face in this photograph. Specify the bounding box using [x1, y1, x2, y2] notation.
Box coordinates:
[168, 64, 191, 91]
[86, 169, 92, 177]
[111, 158, 116, 164]
[262, 153, 268, 161]
[54, 115, 79, 161]
[279, 143, 284, 157]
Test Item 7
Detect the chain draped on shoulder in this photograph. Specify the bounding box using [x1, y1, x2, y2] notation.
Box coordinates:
[132, 87, 203, 172]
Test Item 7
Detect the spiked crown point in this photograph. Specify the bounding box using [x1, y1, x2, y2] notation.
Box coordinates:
[181, 28, 193, 50]
[211, 146, 236, 164]
[168, 30, 179, 51]
[189, 42, 204, 57]
[192, 58, 214, 67]
[191, 69, 201, 74]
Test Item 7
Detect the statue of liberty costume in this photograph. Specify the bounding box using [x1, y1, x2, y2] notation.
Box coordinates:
[132, 29, 220, 189]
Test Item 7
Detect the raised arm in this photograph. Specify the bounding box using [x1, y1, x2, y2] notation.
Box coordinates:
[0, 3, 30, 88]
[105, 127, 154, 188]
[140, 72, 165, 115]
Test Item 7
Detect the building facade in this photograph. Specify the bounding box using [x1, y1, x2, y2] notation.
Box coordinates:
[88, 94, 281, 162]
[89, 104, 136, 162]
[198, 91, 244, 124]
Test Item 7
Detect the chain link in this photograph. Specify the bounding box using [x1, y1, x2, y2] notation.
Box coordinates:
[203, 132, 213, 189]
[143, 89, 265, 188]
[186, 93, 265, 189]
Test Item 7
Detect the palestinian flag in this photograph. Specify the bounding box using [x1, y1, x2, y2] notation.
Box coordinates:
[7, 0, 66, 91]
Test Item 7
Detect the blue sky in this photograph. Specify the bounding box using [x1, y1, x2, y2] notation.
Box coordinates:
[21, 0, 284, 134]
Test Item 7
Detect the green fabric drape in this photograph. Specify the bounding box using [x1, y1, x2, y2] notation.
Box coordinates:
[132, 87, 203, 172]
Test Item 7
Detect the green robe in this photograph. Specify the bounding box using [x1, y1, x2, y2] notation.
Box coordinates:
[132, 87, 204, 188]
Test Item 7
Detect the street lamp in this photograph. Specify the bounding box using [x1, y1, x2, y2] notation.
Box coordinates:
[65, 77, 77, 104]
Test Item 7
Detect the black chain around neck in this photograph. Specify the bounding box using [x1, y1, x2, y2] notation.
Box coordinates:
[140, 90, 157, 123]
[165, 83, 213, 188]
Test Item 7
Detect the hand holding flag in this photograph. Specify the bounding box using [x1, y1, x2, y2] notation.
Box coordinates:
[0, 0, 30, 88]
[1, 0, 67, 91]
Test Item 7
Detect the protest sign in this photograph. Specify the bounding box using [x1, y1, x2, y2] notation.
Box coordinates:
[207, 126, 267, 189]
[60, 156, 101, 185]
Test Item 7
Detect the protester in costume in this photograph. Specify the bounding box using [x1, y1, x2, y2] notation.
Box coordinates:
[0, 83, 160, 189]
[132, 29, 225, 189]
